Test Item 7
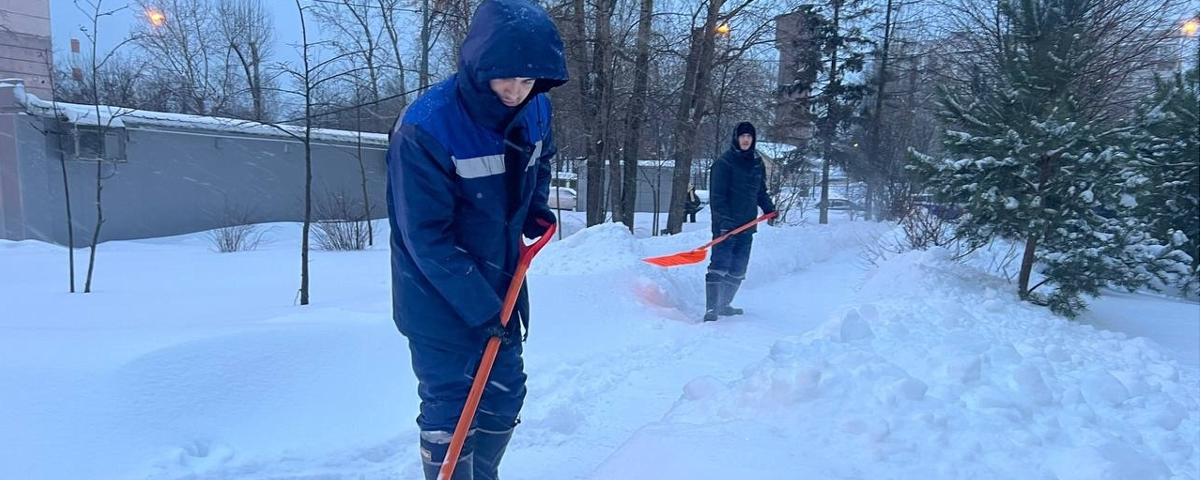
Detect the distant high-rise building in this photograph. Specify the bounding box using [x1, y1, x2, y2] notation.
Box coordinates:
[0, 0, 53, 99]
[774, 10, 817, 146]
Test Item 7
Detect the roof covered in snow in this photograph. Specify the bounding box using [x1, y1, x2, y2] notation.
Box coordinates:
[10, 85, 389, 147]
[756, 141, 799, 159]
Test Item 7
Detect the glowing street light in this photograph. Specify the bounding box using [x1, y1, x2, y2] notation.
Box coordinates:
[146, 9, 166, 27]
[1184, 19, 1199, 37]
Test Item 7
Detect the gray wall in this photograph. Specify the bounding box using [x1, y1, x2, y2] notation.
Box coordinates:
[576, 164, 676, 214]
[3, 113, 388, 246]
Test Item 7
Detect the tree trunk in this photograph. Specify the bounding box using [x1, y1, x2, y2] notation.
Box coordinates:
[380, 0, 407, 109]
[1018, 236, 1038, 299]
[667, 1, 722, 234]
[1019, 151, 1058, 301]
[864, 182, 874, 221]
[250, 41, 265, 121]
[298, 0, 312, 306]
[419, 0, 431, 89]
[571, 0, 606, 226]
[818, 0, 843, 225]
[84, 158, 102, 293]
[592, 0, 620, 227]
[60, 141, 76, 292]
[83, 13, 105, 294]
[357, 104, 373, 246]
[619, 0, 654, 232]
[45, 53, 77, 291]
[819, 147, 832, 224]
[865, 0, 894, 222]
[301, 129, 312, 305]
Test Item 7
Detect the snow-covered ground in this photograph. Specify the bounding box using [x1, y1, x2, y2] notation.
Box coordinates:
[2, 210, 1196, 480]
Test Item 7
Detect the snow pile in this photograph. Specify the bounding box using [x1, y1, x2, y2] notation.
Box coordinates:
[633, 222, 884, 318]
[531, 223, 644, 275]
[531, 221, 883, 321]
[592, 249, 1199, 480]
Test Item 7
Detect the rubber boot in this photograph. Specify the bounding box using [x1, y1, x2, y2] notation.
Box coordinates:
[473, 426, 514, 480]
[703, 274, 721, 322]
[421, 430, 474, 480]
[718, 277, 744, 316]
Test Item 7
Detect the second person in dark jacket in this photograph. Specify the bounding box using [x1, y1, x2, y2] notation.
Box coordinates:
[705, 121, 775, 322]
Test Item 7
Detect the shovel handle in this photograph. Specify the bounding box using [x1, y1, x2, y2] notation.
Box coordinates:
[440, 222, 557, 480]
[697, 211, 776, 252]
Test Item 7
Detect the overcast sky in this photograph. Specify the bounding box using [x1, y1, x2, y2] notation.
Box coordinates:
[50, 0, 310, 70]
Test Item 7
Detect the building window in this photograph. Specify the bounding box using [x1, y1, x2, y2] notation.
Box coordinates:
[71, 126, 126, 161]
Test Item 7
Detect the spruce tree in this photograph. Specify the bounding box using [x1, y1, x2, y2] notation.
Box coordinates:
[1130, 65, 1200, 295]
[784, 3, 872, 224]
[909, 0, 1190, 316]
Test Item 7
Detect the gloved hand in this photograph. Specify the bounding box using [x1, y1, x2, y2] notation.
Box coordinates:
[482, 321, 515, 345]
[764, 210, 778, 225]
[523, 208, 556, 239]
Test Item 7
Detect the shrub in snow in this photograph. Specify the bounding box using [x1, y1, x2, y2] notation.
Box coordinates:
[313, 192, 371, 251]
[205, 204, 268, 253]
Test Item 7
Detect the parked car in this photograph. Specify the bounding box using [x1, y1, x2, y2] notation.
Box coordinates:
[548, 187, 578, 210]
[821, 198, 864, 211]
[912, 193, 963, 220]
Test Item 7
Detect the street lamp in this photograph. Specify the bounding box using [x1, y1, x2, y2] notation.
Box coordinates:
[1184, 19, 1199, 37]
[146, 9, 166, 27]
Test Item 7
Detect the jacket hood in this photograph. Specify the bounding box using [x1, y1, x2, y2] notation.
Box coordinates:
[456, 0, 569, 132]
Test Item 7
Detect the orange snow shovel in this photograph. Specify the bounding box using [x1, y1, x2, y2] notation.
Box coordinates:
[440, 222, 556, 480]
[642, 211, 777, 267]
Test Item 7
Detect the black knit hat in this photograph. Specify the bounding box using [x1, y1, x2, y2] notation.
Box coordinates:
[734, 122, 756, 139]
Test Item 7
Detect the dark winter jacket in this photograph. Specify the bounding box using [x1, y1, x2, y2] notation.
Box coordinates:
[709, 124, 776, 234]
[385, 0, 568, 353]
[686, 190, 702, 214]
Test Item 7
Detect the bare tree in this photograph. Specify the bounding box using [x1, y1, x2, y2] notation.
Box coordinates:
[36, 50, 77, 292]
[377, 0, 410, 110]
[74, 0, 141, 293]
[256, 1, 368, 305]
[432, 0, 480, 67]
[590, 0, 619, 227]
[419, 0, 434, 89]
[664, 2, 724, 234]
[666, 0, 768, 234]
[55, 51, 153, 109]
[313, 0, 384, 120]
[933, 0, 1185, 117]
[217, 0, 276, 122]
[617, 0, 655, 231]
[132, 0, 235, 116]
[292, 0, 321, 306]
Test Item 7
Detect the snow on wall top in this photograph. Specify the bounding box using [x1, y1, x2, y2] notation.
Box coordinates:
[10, 88, 390, 147]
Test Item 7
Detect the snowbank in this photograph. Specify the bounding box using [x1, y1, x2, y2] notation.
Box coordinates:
[592, 249, 1199, 480]
[3, 218, 1194, 480]
[532, 221, 886, 320]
